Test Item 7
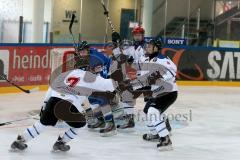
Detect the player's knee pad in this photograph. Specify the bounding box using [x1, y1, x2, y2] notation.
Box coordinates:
[67, 104, 86, 128]
[54, 100, 87, 128]
[66, 112, 86, 128]
[40, 97, 61, 126]
[147, 107, 160, 118]
[67, 119, 86, 128]
[146, 107, 162, 125]
[143, 99, 158, 114]
[40, 110, 59, 126]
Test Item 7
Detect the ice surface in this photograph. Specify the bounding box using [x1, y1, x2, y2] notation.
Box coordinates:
[0, 86, 240, 160]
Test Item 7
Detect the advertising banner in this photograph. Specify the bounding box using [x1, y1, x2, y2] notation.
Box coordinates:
[0, 44, 240, 88]
[162, 46, 240, 81]
[0, 46, 53, 87]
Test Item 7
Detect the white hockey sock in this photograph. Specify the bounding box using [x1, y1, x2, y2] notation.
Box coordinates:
[22, 121, 47, 142]
[147, 107, 169, 137]
[61, 128, 79, 143]
[146, 124, 158, 135]
[122, 102, 134, 115]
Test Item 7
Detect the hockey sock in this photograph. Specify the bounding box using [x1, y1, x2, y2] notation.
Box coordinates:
[122, 102, 134, 115]
[101, 105, 114, 123]
[61, 128, 79, 143]
[22, 121, 47, 142]
[147, 107, 169, 137]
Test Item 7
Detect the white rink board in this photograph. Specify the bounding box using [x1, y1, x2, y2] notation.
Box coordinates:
[0, 86, 240, 160]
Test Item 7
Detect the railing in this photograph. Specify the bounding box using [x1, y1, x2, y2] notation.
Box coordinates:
[215, 6, 240, 25]
[154, 0, 210, 45]
[171, 6, 202, 38]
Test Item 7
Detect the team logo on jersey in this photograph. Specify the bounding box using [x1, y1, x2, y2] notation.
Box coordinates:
[0, 50, 9, 81]
[66, 77, 80, 87]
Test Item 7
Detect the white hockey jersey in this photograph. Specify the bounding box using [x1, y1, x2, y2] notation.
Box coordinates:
[132, 54, 178, 97]
[46, 69, 116, 112]
[113, 45, 145, 63]
[112, 45, 146, 78]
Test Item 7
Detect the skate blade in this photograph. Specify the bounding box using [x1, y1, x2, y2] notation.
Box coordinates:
[88, 128, 101, 132]
[143, 139, 159, 142]
[8, 148, 26, 152]
[157, 145, 173, 151]
[88, 126, 106, 132]
[100, 130, 117, 137]
[117, 128, 135, 133]
[51, 149, 69, 153]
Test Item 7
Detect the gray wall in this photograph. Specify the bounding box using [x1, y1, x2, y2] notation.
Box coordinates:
[52, 0, 136, 43]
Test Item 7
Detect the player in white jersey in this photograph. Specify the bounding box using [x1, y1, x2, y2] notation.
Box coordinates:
[130, 38, 178, 151]
[112, 26, 146, 63]
[111, 26, 148, 129]
[10, 52, 117, 152]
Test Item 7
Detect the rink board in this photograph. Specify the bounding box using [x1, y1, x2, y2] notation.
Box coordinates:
[0, 80, 240, 94]
[0, 43, 240, 94]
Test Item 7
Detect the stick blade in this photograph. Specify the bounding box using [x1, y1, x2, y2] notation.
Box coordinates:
[29, 87, 39, 93]
[69, 13, 76, 33]
[0, 122, 11, 126]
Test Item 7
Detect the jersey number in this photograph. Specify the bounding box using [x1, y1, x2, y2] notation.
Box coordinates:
[67, 77, 80, 87]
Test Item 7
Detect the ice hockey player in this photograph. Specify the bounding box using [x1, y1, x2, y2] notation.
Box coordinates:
[111, 26, 147, 130]
[73, 41, 117, 134]
[68, 41, 110, 131]
[132, 38, 178, 151]
[10, 50, 117, 152]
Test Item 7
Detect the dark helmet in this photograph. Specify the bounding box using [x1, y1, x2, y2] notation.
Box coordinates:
[74, 41, 90, 69]
[78, 41, 90, 51]
[147, 38, 163, 51]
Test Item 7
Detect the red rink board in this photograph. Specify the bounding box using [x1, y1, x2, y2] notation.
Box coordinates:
[0, 45, 111, 87]
[0, 46, 71, 87]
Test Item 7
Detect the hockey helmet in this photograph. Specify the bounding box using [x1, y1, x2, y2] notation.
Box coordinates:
[132, 26, 145, 35]
[78, 41, 90, 51]
[147, 38, 163, 51]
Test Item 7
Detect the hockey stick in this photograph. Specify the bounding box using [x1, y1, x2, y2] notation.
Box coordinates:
[0, 117, 32, 126]
[99, 0, 135, 54]
[68, 13, 84, 62]
[0, 113, 39, 127]
[99, 0, 115, 33]
[0, 117, 40, 127]
[69, 13, 78, 48]
[0, 74, 39, 94]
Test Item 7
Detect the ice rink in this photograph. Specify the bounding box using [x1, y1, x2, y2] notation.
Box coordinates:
[0, 86, 240, 160]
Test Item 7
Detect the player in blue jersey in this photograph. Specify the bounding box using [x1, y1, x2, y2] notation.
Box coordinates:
[73, 41, 117, 136]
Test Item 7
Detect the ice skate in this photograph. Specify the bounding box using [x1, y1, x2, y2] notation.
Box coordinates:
[117, 114, 135, 132]
[143, 133, 160, 142]
[100, 121, 117, 137]
[52, 136, 70, 152]
[10, 135, 28, 151]
[157, 135, 173, 151]
[87, 117, 106, 131]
